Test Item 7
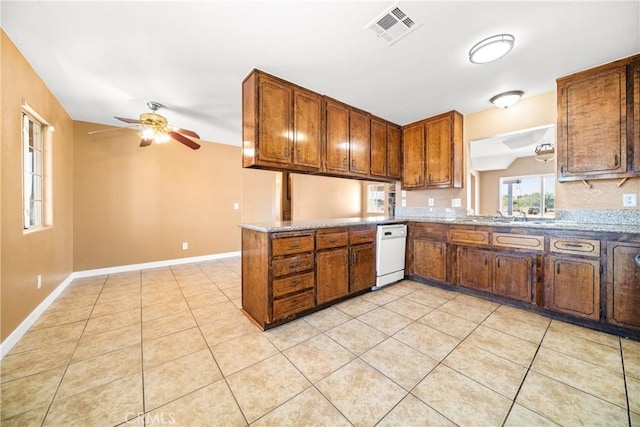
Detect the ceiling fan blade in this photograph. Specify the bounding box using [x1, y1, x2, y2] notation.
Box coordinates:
[140, 138, 152, 147]
[168, 131, 201, 150]
[115, 116, 142, 124]
[171, 126, 200, 139]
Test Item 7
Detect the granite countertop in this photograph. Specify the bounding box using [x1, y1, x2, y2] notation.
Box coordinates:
[239, 215, 640, 235]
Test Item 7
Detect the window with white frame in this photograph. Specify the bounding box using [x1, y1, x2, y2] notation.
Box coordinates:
[499, 174, 555, 218]
[22, 111, 45, 229]
[367, 184, 385, 214]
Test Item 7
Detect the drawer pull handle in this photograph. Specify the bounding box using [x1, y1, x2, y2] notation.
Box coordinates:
[497, 258, 501, 268]
[635, 255, 640, 268]
[329, 238, 338, 243]
[557, 263, 561, 275]
[563, 243, 584, 248]
[484, 255, 488, 266]
[290, 279, 300, 286]
[288, 262, 301, 269]
[289, 242, 300, 248]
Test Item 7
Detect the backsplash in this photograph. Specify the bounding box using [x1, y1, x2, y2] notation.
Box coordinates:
[395, 206, 466, 218]
[555, 208, 640, 225]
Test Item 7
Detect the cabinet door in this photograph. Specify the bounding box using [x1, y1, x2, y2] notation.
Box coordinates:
[557, 65, 627, 179]
[293, 89, 322, 169]
[370, 117, 387, 177]
[413, 239, 447, 282]
[349, 109, 371, 175]
[258, 77, 292, 164]
[325, 100, 350, 173]
[317, 248, 349, 304]
[544, 255, 600, 320]
[387, 123, 402, 179]
[493, 253, 533, 302]
[425, 116, 451, 187]
[456, 247, 491, 292]
[402, 123, 425, 189]
[633, 59, 640, 173]
[350, 244, 376, 293]
[607, 242, 640, 329]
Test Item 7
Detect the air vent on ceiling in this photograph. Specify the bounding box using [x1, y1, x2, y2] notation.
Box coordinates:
[365, 2, 422, 46]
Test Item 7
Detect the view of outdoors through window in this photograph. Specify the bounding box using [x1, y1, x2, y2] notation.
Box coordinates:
[499, 174, 555, 218]
[367, 184, 385, 214]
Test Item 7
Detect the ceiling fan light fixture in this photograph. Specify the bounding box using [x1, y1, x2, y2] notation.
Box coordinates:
[535, 142, 555, 163]
[490, 90, 524, 108]
[469, 34, 515, 64]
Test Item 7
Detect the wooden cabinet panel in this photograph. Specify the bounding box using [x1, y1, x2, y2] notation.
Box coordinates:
[349, 227, 376, 245]
[448, 229, 490, 246]
[544, 255, 600, 320]
[324, 99, 350, 173]
[293, 89, 322, 168]
[493, 254, 533, 302]
[349, 109, 371, 175]
[456, 247, 491, 292]
[273, 290, 315, 321]
[257, 77, 293, 164]
[413, 239, 447, 282]
[273, 272, 315, 298]
[425, 116, 452, 186]
[350, 244, 376, 293]
[402, 123, 425, 189]
[317, 248, 349, 304]
[387, 123, 402, 179]
[316, 229, 349, 250]
[272, 253, 315, 277]
[493, 233, 544, 251]
[549, 237, 600, 257]
[634, 59, 640, 173]
[606, 242, 640, 329]
[272, 234, 315, 256]
[370, 117, 387, 177]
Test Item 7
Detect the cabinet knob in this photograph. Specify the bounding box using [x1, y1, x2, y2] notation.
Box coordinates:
[635, 254, 640, 268]
[297, 149, 301, 161]
[284, 147, 289, 158]
[614, 154, 620, 168]
[343, 158, 347, 166]
[352, 159, 356, 169]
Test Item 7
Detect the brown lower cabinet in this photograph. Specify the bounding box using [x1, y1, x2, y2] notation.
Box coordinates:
[606, 241, 640, 329]
[350, 243, 376, 293]
[413, 239, 447, 283]
[544, 255, 600, 320]
[316, 228, 349, 305]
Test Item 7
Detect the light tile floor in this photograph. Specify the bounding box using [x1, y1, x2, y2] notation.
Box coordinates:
[1, 256, 638, 426]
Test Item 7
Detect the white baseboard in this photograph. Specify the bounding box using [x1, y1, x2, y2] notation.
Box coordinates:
[0, 251, 240, 359]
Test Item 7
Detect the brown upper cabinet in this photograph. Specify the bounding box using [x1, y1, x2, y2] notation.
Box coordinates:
[402, 111, 463, 190]
[243, 70, 322, 172]
[324, 98, 371, 177]
[371, 116, 402, 180]
[557, 54, 640, 181]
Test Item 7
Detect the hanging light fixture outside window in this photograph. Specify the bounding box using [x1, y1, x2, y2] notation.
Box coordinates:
[469, 34, 515, 64]
[490, 90, 524, 108]
[535, 143, 555, 163]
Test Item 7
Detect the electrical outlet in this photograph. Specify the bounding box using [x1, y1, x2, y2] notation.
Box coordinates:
[182, 242, 188, 250]
[37, 274, 42, 289]
[233, 202, 240, 210]
[428, 198, 434, 207]
[451, 198, 462, 207]
[401, 190, 407, 198]
[623, 193, 637, 207]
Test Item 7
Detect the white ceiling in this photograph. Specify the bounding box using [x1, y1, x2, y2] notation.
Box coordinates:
[2, 1, 639, 147]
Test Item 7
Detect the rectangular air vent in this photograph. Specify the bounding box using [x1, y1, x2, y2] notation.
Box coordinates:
[365, 2, 422, 46]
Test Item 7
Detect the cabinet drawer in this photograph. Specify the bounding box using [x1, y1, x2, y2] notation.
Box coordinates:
[448, 229, 490, 246]
[273, 272, 315, 298]
[272, 234, 315, 256]
[316, 229, 348, 250]
[349, 227, 376, 245]
[493, 233, 544, 251]
[272, 253, 315, 277]
[410, 223, 447, 240]
[273, 290, 315, 320]
[550, 237, 600, 257]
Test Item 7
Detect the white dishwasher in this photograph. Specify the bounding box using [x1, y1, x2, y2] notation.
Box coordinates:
[374, 224, 407, 289]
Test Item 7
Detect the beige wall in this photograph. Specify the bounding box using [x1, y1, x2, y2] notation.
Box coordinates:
[73, 121, 243, 271]
[1, 31, 75, 341]
[240, 168, 280, 223]
[478, 156, 555, 215]
[291, 174, 363, 220]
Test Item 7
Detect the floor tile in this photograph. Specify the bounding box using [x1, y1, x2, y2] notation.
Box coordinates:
[83, 307, 141, 336]
[547, 319, 620, 348]
[0, 367, 64, 420]
[31, 304, 94, 329]
[464, 325, 538, 367]
[418, 308, 478, 339]
[252, 386, 351, 427]
[72, 323, 141, 362]
[303, 307, 351, 331]
[627, 375, 640, 414]
[263, 318, 320, 350]
[531, 347, 627, 408]
[542, 326, 622, 373]
[0, 405, 47, 427]
[143, 349, 222, 411]
[211, 331, 279, 375]
[383, 297, 434, 320]
[377, 394, 455, 427]
[57, 344, 141, 400]
[199, 313, 258, 347]
[143, 327, 207, 369]
[141, 299, 190, 322]
[632, 411, 640, 427]
[191, 300, 242, 325]
[503, 403, 560, 426]
[443, 341, 527, 399]
[283, 334, 355, 383]
[325, 319, 387, 355]
[91, 294, 141, 317]
[360, 287, 403, 306]
[357, 307, 413, 336]
[334, 297, 377, 317]
[316, 359, 406, 426]
[8, 321, 85, 354]
[146, 379, 246, 426]
[0, 339, 76, 383]
[402, 288, 452, 309]
[481, 304, 550, 344]
[393, 322, 460, 361]
[227, 354, 311, 423]
[623, 338, 640, 379]
[184, 289, 228, 309]
[517, 371, 628, 426]
[412, 365, 511, 426]
[45, 372, 143, 426]
[361, 337, 438, 390]
[142, 310, 196, 341]
[438, 295, 498, 323]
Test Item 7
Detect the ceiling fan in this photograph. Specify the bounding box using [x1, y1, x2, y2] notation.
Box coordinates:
[90, 101, 201, 150]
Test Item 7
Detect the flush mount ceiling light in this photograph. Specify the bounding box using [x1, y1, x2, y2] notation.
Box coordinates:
[490, 90, 524, 108]
[469, 34, 515, 64]
[535, 143, 555, 163]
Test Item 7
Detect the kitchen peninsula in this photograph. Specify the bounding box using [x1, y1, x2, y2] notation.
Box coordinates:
[240, 215, 640, 340]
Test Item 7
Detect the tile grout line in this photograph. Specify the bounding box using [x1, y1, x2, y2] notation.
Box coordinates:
[619, 336, 632, 427]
